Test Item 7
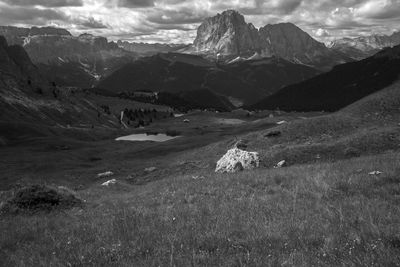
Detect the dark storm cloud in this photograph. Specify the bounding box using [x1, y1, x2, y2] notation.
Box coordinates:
[80, 17, 108, 29]
[0, 5, 68, 25]
[146, 8, 209, 25]
[118, 0, 155, 8]
[1, 0, 83, 7]
[212, 0, 303, 16]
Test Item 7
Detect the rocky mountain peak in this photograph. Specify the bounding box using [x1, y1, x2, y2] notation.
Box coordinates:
[192, 10, 348, 69]
[259, 22, 327, 60]
[193, 9, 261, 56]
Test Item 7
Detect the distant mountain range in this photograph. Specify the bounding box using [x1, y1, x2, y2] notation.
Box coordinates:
[117, 41, 189, 57]
[1, 9, 399, 113]
[249, 45, 400, 112]
[0, 26, 137, 88]
[329, 31, 400, 60]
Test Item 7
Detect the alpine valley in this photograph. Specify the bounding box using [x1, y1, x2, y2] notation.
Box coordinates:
[1, 8, 400, 267]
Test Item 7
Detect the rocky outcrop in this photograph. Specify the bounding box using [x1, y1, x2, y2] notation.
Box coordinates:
[194, 10, 261, 56]
[192, 10, 350, 70]
[215, 148, 260, 173]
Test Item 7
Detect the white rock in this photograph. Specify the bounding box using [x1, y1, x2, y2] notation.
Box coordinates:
[192, 175, 206, 180]
[145, 167, 157, 173]
[97, 171, 114, 178]
[368, 171, 383, 175]
[215, 148, 260, 173]
[101, 179, 117, 186]
[274, 160, 287, 168]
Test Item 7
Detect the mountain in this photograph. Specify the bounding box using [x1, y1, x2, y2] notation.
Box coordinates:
[0, 26, 137, 88]
[249, 45, 400, 112]
[0, 36, 48, 90]
[98, 52, 319, 108]
[117, 41, 188, 56]
[330, 31, 400, 60]
[193, 10, 262, 56]
[0, 36, 122, 143]
[0, 26, 71, 45]
[190, 10, 351, 70]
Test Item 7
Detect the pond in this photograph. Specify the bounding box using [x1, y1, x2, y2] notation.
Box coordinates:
[116, 133, 180, 142]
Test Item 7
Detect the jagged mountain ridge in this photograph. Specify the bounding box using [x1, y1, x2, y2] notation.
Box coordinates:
[190, 10, 351, 70]
[249, 45, 400, 112]
[330, 31, 400, 60]
[0, 26, 137, 88]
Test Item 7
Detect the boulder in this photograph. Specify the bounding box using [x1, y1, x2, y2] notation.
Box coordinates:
[274, 160, 287, 168]
[145, 167, 157, 173]
[101, 179, 117, 186]
[215, 148, 260, 173]
[369, 171, 383, 175]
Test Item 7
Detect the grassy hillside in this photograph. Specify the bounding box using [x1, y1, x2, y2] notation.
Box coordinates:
[1, 77, 400, 265]
[1, 152, 399, 266]
[98, 53, 319, 106]
[250, 45, 400, 112]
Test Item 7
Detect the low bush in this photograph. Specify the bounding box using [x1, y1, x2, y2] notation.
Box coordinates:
[1, 185, 83, 214]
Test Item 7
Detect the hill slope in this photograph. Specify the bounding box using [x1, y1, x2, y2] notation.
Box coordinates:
[250, 45, 400, 112]
[99, 52, 319, 108]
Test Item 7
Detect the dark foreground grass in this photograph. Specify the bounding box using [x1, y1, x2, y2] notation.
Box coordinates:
[1, 152, 400, 266]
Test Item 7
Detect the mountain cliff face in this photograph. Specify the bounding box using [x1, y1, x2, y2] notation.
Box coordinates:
[191, 10, 350, 70]
[0, 26, 136, 88]
[0, 35, 46, 89]
[259, 23, 328, 63]
[330, 31, 400, 60]
[193, 10, 261, 56]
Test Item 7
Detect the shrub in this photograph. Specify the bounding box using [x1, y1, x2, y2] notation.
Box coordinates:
[344, 147, 361, 158]
[165, 130, 181, 137]
[1, 185, 83, 214]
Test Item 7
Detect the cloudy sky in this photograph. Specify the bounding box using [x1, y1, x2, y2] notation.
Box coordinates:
[0, 0, 399, 43]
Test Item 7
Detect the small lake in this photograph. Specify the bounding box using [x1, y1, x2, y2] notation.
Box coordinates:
[116, 133, 179, 142]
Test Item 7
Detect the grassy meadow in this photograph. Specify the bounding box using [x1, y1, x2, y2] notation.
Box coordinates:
[1, 151, 400, 266]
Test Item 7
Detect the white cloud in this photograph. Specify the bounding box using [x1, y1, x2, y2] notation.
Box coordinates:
[0, 0, 399, 43]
